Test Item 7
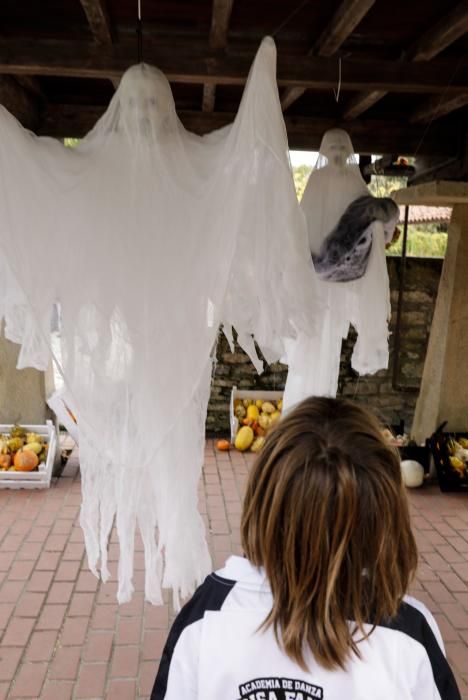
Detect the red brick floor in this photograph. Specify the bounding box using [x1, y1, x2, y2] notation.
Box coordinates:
[0, 442, 467, 699]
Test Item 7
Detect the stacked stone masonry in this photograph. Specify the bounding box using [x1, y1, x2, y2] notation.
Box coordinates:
[207, 257, 443, 436]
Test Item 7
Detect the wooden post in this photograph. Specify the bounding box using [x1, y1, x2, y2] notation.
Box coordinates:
[0, 325, 47, 424]
[393, 182, 468, 442]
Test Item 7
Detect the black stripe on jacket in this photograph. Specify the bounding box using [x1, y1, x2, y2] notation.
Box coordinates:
[381, 601, 461, 700]
[151, 574, 235, 700]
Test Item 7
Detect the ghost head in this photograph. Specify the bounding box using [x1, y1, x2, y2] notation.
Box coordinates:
[319, 129, 354, 168]
[116, 63, 176, 139]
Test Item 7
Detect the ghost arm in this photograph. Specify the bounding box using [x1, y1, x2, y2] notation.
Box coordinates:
[0, 107, 75, 369]
[218, 37, 319, 368]
[350, 221, 391, 375]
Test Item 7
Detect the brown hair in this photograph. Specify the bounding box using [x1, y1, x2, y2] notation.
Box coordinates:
[241, 396, 418, 671]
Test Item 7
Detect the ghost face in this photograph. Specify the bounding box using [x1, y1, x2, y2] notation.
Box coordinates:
[319, 129, 354, 168]
[117, 64, 176, 138]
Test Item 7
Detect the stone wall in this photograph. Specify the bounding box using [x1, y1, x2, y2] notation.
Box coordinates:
[207, 257, 443, 436]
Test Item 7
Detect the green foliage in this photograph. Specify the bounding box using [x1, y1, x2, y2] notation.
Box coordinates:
[387, 229, 447, 258]
[292, 164, 312, 201]
[64, 138, 80, 148]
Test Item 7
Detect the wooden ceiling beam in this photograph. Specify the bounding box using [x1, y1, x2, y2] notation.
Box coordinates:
[405, 0, 468, 62]
[38, 104, 459, 156]
[281, 0, 375, 111]
[79, 0, 119, 89]
[202, 0, 235, 112]
[410, 93, 468, 123]
[342, 0, 468, 119]
[79, 0, 113, 44]
[0, 76, 40, 130]
[2, 40, 468, 93]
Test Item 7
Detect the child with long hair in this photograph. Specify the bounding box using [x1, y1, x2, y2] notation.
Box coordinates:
[151, 397, 461, 699]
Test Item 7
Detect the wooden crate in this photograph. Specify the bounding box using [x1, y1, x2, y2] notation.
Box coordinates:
[230, 386, 283, 443]
[0, 421, 57, 490]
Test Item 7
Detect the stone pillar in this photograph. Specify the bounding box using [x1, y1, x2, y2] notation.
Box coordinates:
[412, 203, 468, 441]
[0, 326, 47, 424]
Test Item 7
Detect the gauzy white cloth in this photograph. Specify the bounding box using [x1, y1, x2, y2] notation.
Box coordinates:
[283, 129, 397, 409]
[0, 37, 319, 606]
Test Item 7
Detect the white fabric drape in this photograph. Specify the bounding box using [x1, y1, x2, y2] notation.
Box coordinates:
[0, 37, 319, 605]
[283, 129, 394, 410]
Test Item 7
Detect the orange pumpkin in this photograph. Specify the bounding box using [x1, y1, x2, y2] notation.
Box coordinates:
[216, 439, 231, 452]
[0, 454, 11, 469]
[14, 449, 39, 472]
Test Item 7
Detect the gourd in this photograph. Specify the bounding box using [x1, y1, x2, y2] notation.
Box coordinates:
[251, 436, 266, 453]
[401, 460, 424, 488]
[235, 426, 254, 452]
[216, 439, 231, 452]
[247, 405, 259, 421]
[14, 448, 39, 472]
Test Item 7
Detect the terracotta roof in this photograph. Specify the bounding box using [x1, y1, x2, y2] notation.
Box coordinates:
[399, 205, 452, 225]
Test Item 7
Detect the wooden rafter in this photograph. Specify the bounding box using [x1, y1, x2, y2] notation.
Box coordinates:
[405, 0, 468, 61]
[410, 93, 468, 123]
[79, 0, 113, 44]
[79, 0, 120, 89]
[2, 40, 468, 93]
[0, 76, 39, 130]
[38, 104, 459, 156]
[202, 0, 234, 112]
[281, 0, 375, 111]
[343, 0, 468, 119]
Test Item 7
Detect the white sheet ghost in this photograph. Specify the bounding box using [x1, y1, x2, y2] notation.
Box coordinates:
[0, 38, 319, 606]
[283, 129, 397, 409]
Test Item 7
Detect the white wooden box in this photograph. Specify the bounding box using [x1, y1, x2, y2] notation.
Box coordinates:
[0, 421, 57, 490]
[230, 386, 283, 443]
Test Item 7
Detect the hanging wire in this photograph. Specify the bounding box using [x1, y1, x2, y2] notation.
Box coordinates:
[137, 0, 143, 63]
[333, 57, 342, 103]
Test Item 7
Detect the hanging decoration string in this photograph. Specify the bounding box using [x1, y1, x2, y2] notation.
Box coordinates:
[333, 57, 342, 103]
[137, 0, 143, 63]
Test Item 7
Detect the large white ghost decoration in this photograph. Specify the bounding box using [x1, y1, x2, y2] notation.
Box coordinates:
[283, 128, 398, 408]
[0, 38, 319, 606]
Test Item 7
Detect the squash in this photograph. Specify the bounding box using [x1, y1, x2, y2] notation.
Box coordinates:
[258, 414, 271, 430]
[216, 439, 231, 452]
[255, 400, 263, 409]
[235, 426, 254, 452]
[0, 454, 11, 469]
[14, 449, 39, 472]
[242, 399, 254, 408]
[247, 405, 259, 421]
[270, 410, 281, 424]
[251, 436, 266, 453]
[261, 401, 276, 414]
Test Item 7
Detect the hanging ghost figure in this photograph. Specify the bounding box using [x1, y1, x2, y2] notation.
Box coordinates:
[283, 129, 398, 408]
[0, 38, 319, 606]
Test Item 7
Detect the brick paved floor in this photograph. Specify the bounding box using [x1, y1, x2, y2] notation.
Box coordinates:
[0, 442, 467, 699]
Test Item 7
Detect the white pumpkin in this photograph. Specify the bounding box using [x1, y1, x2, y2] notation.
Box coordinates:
[401, 460, 424, 488]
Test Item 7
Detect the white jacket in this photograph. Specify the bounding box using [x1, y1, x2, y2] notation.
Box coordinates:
[151, 555, 460, 700]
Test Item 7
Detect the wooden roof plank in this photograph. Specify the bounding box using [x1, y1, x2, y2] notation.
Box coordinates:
[281, 0, 375, 111]
[406, 0, 468, 61]
[38, 104, 459, 156]
[411, 93, 468, 123]
[342, 0, 468, 119]
[2, 40, 468, 92]
[203, 0, 235, 112]
[79, 0, 113, 44]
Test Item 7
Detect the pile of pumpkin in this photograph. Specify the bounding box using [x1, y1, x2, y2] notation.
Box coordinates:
[233, 398, 282, 453]
[0, 426, 48, 472]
